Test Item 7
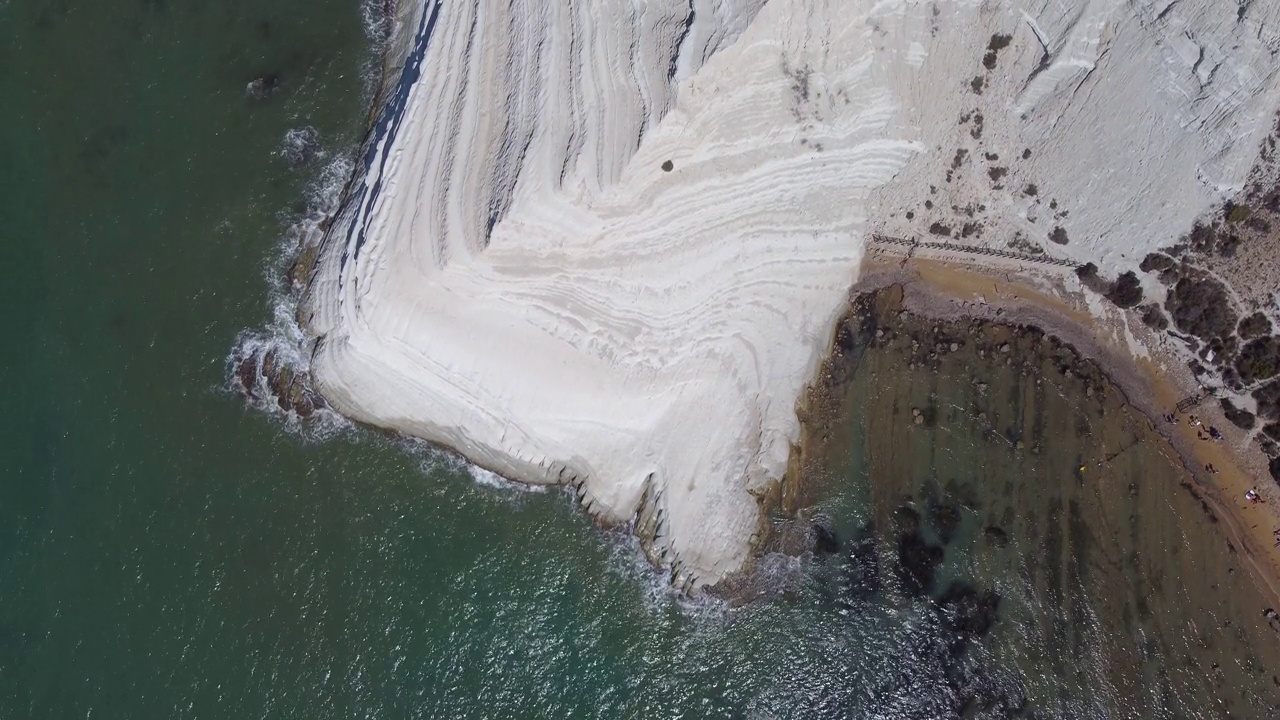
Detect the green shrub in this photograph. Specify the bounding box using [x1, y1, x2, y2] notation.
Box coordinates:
[1238, 312, 1272, 339]
[1140, 304, 1168, 331]
[1221, 398, 1256, 430]
[1138, 253, 1175, 273]
[1225, 202, 1251, 224]
[1105, 271, 1143, 308]
[1255, 380, 1280, 420]
[1165, 275, 1238, 341]
[1235, 337, 1280, 383]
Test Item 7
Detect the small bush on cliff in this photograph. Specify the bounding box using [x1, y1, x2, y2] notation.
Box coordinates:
[1187, 222, 1216, 254]
[1105, 271, 1143, 308]
[1075, 263, 1111, 294]
[1139, 253, 1175, 274]
[1224, 201, 1252, 224]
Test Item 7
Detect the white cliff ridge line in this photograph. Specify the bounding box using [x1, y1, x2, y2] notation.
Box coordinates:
[302, 0, 1280, 588]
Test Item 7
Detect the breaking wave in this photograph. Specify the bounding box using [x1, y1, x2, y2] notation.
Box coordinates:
[225, 127, 355, 442]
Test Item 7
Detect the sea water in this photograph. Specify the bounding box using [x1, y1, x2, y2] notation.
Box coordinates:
[2, 2, 1278, 717]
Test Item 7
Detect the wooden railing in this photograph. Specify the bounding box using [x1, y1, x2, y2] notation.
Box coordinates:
[868, 233, 1082, 270]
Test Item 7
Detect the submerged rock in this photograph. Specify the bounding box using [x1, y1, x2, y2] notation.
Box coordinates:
[232, 346, 327, 419]
[893, 504, 922, 534]
[936, 580, 1002, 640]
[897, 530, 945, 596]
[809, 515, 840, 555]
[930, 503, 963, 545]
[983, 525, 1010, 548]
[245, 72, 281, 100]
[841, 525, 881, 602]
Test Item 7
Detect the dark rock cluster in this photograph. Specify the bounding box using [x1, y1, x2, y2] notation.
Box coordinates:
[806, 498, 1029, 718]
[233, 348, 326, 418]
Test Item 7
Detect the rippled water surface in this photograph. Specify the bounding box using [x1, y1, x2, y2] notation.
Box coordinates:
[3, 2, 1278, 718]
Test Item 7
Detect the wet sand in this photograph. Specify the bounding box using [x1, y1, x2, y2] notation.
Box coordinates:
[792, 264, 1280, 716]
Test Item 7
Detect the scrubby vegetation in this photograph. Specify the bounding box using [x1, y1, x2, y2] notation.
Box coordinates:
[1139, 252, 1175, 273]
[1078, 265, 1144, 309]
[982, 34, 1012, 70]
[1187, 222, 1216, 254]
[1236, 337, 1280, 384]
[1255, 380, 1280, 421]
[1165, 275, 1237, 342]
[1075, 263, 1111, 294]
[1224, 201, 1251, 224]
[1221, 398, 1257, 430]
[1048, 226, 1068, 245]
[1117, 114, 1280, 476]
[1239, 311, 1273, 339]
[1104, 271, 1143, 308]
[1139, 303, 1168, 331]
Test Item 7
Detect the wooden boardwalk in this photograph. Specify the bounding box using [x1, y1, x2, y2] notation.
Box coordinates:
[868, 233, 1082, 270]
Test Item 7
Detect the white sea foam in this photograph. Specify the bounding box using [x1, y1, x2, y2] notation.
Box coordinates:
[465, 461, 547, 494]
[225, 137, 358, 441]
[301, 0, 1280, 589]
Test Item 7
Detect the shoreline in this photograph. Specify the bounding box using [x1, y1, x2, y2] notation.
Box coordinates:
[817, 252, 1280, 610]
[273, 0, 1280, 599]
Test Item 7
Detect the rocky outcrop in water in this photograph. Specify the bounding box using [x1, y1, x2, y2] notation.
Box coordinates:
[233, 347, 326, 418]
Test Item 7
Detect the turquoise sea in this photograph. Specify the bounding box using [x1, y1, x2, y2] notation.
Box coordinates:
[3, 2, 1279, 717]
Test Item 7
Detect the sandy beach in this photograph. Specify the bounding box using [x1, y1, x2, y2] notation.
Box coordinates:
[839, 250, 1280, 612]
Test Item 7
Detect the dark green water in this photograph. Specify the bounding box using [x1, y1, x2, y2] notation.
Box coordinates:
[3, 2, 1278, 718]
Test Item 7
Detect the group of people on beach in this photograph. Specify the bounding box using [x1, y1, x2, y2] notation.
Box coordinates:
[1164, 412, 1223, 441]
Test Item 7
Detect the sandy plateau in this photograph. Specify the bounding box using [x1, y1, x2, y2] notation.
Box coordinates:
[282, 0, 1280, 590]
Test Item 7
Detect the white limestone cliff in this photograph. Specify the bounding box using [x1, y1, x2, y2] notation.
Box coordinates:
[301, 0, 1280, 589]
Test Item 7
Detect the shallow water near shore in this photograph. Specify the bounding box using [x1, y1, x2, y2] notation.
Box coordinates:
[798, 286, 1280, 717]
[4, 1, 1280, 717]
